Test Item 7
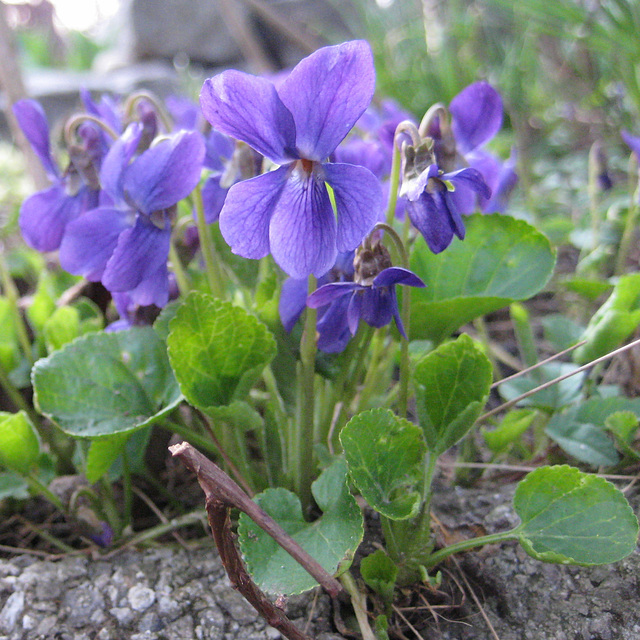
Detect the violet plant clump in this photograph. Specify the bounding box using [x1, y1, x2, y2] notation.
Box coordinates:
[1, 37, 639, 638]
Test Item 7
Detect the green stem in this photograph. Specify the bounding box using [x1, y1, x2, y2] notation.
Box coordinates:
[422, 529, 519, 569]
[118, 509, 208, 547]
[339, 571, 377, 640]
[0, 360, 33, 418]
[100, 478, 123, 537]
[385, 141, 402, 226]
[168, 239, 190, 298]
[26, 471, 66, 512]
[0, 253, 34, 364]
[163, 419, 225, 460]
[510, 302, 539, 372]
[293, 275, 317, 508]
[193, 184, 226, 298]
[398, 286, 411, 418]
[341, 325, 376, 420]
[122, 449, 133, 530]
[615, 153, 639, 275]
[318, 325, 369, 442]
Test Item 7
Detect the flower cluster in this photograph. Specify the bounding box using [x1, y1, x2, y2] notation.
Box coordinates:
[15, 40, 515, 342]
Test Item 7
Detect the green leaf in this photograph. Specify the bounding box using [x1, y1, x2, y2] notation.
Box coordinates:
[498, 362, 584, 411]
[85, 433, 130, 483]
[409, 214, 555, 344]
[482, 409, 537, 454]
[167, 293, 277, 410]
[43, 306, 80, 353]
[414, 334, 492, 455]
[360, 549, 398, 608]
[514, 465, 638, 565]
[541, 314, 585, 351]
[605, 411, 640, 460]
[546, 397, 640, 466]
[341, 409, 425, 520]
[32, 327, 182, 437]
[0, 472, 29, 500]
[545, 418, 620, 467]
[561, 277, 613, 301]
[0, 297, 19, 372]
[238, 459, 363, 595]
[0, 411, 40, 473]
[573, 273, 640, 364]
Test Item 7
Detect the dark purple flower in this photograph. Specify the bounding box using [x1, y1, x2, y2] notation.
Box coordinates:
[401, 144, 491, 253]
[307, 265, 424, 338]
[280, 251, 355, 353]
[424, 82, 516, 215]
[200, 40, 383, 279]
[59, 125, 205, 307]
[13, 99, 102, 252]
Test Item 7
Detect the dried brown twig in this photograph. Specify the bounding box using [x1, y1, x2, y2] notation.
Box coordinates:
[169, 441, 343, 640]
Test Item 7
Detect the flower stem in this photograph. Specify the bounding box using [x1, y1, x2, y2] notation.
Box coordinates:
[385, 140, 401, 226]
[422, 529, 519, 569]
[168, 239, 190, 298]
[193, 184, 226, 298]
[615, 152, 639, 275]
[293, 275, 317, 508]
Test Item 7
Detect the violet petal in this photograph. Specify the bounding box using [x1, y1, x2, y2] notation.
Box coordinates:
[307, 281, 359, 308]
[278, 40, 375, 161]
[219, 165, 289, 261]
[59, 207, 132, 281]
[406, 192, 455, 254]
[13, 99, 58, 180]
[19, 186, 83, 252]
[123, 130, 205, 214]
[200, 70, 297, 164]
[373, 267, 425, 288]
[268, 167, 337, 278]
[323, 162, 382, 252]
[102, 215, 171, 292]
[450, 82, 503, 154]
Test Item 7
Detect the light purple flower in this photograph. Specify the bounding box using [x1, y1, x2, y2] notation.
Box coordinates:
[59, 126, 205, 307]
[13, 99, 102, 252]
[200, 40, 383, 279]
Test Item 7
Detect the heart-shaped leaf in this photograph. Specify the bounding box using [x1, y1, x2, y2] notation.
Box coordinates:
[32, 327, 182, 438]
[414, 334, 492, 455]
[167, 293, 277, 410]
[341, 409, 426, 520]
[409, 214, 555, 344]
[238, 459, 363, 595]
[514, 465, 638, 565]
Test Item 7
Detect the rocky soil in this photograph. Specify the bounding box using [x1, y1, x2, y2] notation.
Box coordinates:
[0, 480, 638, 640]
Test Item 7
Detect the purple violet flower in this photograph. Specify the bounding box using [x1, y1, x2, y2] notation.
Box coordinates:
[307, 265, 424, 338]
[401, 148, 491, 254]
[13, 99, 102, 252]
[426, 82, 517, 215]
[59, 125, 205, 307]
[199, 40, 383, 279]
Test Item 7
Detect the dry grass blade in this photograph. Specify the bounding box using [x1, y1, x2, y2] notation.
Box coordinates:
[481, 335, 640, 421]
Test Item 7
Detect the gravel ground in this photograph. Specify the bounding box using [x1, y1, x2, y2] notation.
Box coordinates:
[1, 482, 639, 640]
